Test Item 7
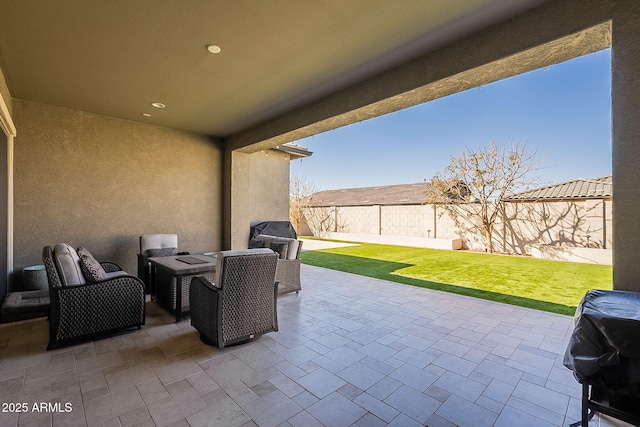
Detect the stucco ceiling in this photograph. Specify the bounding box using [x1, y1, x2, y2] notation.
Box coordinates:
[0, 0, 548, 137]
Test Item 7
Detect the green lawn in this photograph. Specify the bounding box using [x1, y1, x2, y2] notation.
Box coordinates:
[300, 241, 612, 316]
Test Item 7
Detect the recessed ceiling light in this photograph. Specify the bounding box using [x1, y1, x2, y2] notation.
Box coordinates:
[151, 102, 166, 109]
[206, 44, 221, 54]
[142, 113, 151, 117]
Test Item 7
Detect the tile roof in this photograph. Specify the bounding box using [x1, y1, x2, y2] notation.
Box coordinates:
[307, 176, 612, 207]
[505, 176, 612, 201]
[309, 182, 430, 206]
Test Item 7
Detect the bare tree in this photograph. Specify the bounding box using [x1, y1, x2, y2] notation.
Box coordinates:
[290, 175, 347, 237]
[426, 141, 545, 253]
[289, 174, 318, 234]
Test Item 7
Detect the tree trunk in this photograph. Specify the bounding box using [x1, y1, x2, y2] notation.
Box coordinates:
[485, 226, 494, 253]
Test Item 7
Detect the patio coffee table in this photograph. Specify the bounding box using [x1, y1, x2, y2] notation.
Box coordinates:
[149, 254, 217, 322]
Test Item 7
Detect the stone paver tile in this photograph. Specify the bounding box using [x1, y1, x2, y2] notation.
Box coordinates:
[431, 338, 471, 357]
[354, 412, 387, 427]
[147, 387, 207, 427]
[474, 359, 523, 386]
[483, 378, 515, 404]
[153, 358, 202, 386]
[432, 353, 477, 377]
[426, 413, 459, 427]
[186, 395, 250, 427]
[353, 392, 400, 423]
[367, 376, 402, 400]
[240, 389, 302, 427]
[269, 373, 305, 398]
[387, 413, 423, 427]
[337, 363, 385, 391]
[357, 342, 398, 362]
[494, 405, 556, 427]
[392, 347, 435, 369]
[295, 368, 346, 399]
[506, 395, 565, 426]
[433, 371, 485, 402]
[287, 410, 324, 427]
[389, 364, 438, 392]
[436, 394, 497, 427]
[384, 385, 441, 424]
[84, 386, 146, 426]
[307, 392, 367, 427]
[325, 346, 366, 367]
[513, 380, 570, 415]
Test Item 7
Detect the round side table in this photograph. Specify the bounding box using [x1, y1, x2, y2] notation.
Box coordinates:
[22, 265, 49, 291]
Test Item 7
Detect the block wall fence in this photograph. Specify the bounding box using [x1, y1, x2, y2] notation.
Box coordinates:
[304, 199, 612, 255]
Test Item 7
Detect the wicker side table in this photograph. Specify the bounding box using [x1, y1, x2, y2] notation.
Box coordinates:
[22, 265, 49, 291]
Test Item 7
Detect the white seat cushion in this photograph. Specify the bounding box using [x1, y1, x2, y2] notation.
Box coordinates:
[140, 234, 178, 253]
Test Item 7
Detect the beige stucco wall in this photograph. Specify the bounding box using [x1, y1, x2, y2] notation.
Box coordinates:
[12, 99, 223, 282]
[223, 149, 291, 250]
[306, 199, 613, 256]
[249, 150, 290, 223]
[611, 0, 640, 290]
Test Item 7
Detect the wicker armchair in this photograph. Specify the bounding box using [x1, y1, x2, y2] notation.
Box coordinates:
[250, 234, 302, 294]
[43, 244, 145, 350]
[189, 249, 279, 348]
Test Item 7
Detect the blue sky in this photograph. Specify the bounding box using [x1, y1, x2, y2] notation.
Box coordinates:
[291, 49, 612, 191]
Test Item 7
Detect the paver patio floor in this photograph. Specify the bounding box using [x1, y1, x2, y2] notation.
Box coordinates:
[0, 264, 631, 426]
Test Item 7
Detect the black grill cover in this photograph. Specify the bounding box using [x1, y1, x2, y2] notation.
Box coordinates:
[250, 221, 297, 240]
[564, 290, 640, 394]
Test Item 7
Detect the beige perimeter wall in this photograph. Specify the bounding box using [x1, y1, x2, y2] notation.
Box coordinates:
[12, 99, 223, 285]
[306, 199, 612, 254]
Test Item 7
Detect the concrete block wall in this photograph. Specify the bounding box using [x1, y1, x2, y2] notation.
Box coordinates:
[381, 205, 425, 237]
[338, 206, 379, 234]
[305, 199, 612, 255]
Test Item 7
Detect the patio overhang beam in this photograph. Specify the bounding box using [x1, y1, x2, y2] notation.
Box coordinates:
[227, 0, 611, 154]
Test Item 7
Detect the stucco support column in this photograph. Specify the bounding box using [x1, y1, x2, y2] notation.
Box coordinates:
[222, 149, 251, 250]
[612, 0, 640, 291]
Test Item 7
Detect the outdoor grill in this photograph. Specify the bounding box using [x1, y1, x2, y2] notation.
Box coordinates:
[564, 290, 640, 426]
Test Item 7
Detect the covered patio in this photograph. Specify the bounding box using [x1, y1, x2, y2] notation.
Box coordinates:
[0, 1, 639, 426]
[0, 266, 627, 426]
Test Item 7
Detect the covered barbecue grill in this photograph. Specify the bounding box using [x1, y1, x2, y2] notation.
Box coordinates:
[564, 290, 640, 426]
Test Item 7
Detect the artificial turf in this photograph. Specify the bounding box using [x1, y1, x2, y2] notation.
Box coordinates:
[300, 241, 612, 316]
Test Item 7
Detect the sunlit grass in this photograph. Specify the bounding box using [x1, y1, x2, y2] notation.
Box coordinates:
[301, 241, 612, 315]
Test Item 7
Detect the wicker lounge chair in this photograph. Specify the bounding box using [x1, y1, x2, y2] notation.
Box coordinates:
[189, 249, 278, 348]
[42, 244, 145, 350]
[249, 234, 302, 294]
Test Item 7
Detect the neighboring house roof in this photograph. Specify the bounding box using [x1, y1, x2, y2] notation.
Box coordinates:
[309, 183, 430, 207]
[307, 176, 612, 207]
[505, 176, 612, 201]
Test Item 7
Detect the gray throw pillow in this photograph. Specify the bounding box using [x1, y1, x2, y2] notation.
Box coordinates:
[270, 241, 288, 259]
[77, 248, 107, 282]
[248, 238, 265, 249]
[145, 247, 178, 257]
